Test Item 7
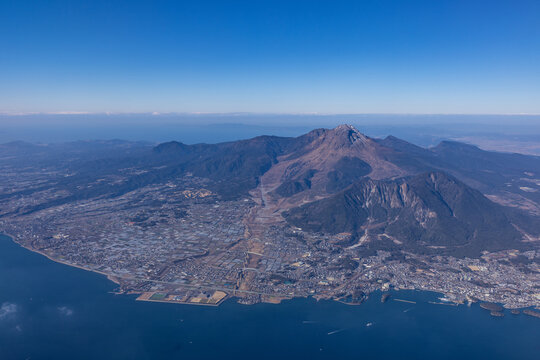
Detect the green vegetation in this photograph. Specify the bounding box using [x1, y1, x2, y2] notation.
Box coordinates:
[149, 293, 167, 300]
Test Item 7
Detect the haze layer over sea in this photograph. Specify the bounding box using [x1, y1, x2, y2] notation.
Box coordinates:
[2, 113, 540, 154]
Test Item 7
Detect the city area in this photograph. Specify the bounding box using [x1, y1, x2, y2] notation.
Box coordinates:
[1, 157, 539, 313]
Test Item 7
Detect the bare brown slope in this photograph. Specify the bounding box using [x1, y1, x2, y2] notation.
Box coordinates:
[260, 124, 408, 210]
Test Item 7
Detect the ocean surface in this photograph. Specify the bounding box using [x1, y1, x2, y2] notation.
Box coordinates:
[0, 234, 538, 360]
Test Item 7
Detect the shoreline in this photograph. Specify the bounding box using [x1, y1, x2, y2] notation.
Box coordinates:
[136, 292, 222, 307]
[0, 232, 122, 286]
[1, 232, 538, 312]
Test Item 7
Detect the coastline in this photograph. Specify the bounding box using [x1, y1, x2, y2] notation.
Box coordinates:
[2, 230, 540, 360]
[1, 232, 538, 314]
[0, 232, 122, 286]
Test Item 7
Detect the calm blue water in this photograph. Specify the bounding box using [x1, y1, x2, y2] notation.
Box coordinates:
[0, 234, 538, 359]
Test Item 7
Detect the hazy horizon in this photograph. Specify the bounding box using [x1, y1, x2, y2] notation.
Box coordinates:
[2, 113, 540, 155]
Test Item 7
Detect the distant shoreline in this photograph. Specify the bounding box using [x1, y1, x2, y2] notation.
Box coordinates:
[0, 232, 122, 287]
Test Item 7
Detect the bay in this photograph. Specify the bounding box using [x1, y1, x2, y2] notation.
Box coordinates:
[0, 234, 538, 359]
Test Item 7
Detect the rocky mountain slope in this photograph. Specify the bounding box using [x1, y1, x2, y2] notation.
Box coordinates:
[1, 124, 539, 257]
[283, 171, 527, 257]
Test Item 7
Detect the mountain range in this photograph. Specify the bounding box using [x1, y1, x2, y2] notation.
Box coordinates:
[2, 124, 539, 257]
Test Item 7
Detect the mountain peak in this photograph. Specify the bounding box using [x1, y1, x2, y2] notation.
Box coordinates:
[329, 124, 369, 145]
[333, 124, 363, 135]
[153, 141, 190, 154]
[334, 123, 357, 131]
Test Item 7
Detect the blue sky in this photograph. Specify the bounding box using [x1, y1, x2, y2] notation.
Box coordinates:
[1, 0, 539, 114]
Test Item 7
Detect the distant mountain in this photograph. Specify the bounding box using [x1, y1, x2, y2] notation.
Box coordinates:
[2, 124, 539, 257]
[150, 124, 540, 207]
[378, 136, 540, 206]
[152, 135, 300, 199]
